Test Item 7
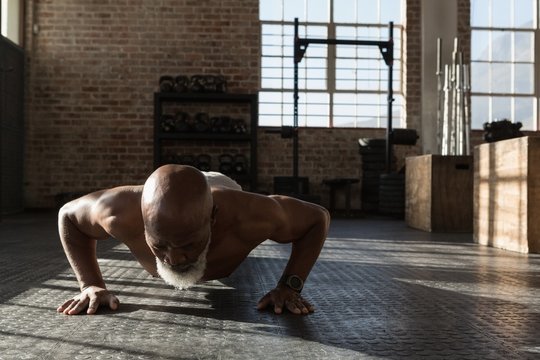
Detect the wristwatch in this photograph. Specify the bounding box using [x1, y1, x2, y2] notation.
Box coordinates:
[279, 274, 304, 293]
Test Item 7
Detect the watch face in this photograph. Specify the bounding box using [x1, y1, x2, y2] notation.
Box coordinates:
[288, 275, 303, 291]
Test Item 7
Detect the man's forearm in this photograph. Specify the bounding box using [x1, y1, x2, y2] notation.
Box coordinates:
[58, 212, 107, 290]
[281, 210, 330, 282]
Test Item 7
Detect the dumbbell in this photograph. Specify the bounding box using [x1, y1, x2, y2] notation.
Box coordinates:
[160, 114, 175, 133]
[232, 118, 247, 134]
[174, 111, 191, 132]
[174, 75, 190, 93]
[218, 154, 234, 175]
[159, 76, 175, 92]
[196, 154, 212, 172]
[210, 116, 232, 133]
[203, 75, 217, 93]
[190, 75, 206, 93]
[193, 113, 210, 133]
[233, 154, 247, 175]
[215, 75, 227, 93]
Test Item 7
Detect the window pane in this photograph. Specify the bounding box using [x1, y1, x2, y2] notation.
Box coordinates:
[306, 44, 328, 58]
[380, 0, 402, 25]
[262, 56, 282, 69]
[336, 45, 357, 58]
[261, 69, 283, 89]
[307, 0, 329, 22]
[514, 97, 535, 130]
[298, 92, 329, 126]
[260, 0, 282, 21]
[491, 0, 511, 28]
[357, 0, 378, 24]
[471, 0, 489, 27]
[471, 96, 490, 129]
[333, 0, 356, 23]
[471, 31, 490, 61]
[490, 63, 511, 93]
[514, 0, 535, 28]
[514, 64, 534, 94]
[492, 96, 511, 120]
[471, 62, 490, 93]
[490, 31, 511, 62]
[514, 32, 533, 62]
[284, 0, 305, 21]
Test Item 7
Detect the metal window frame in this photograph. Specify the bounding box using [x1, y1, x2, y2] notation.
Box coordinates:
[470, 0, 539, 129]
[259, 0, 405, 129]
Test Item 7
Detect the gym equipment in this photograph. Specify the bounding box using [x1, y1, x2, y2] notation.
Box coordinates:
[233, 154, 247, 175]
[378, 173, 405, 218]
[160, 114, 175, 133]
[391, 128, 419, 146]
[483, 119, 523, 143]
[159, 76, 175, 92]
[190, 75, 205, 92]
[358, 139, 391, 212]
[322, 178, 360, 216]
[281, 18, 394, 196]
[231, 118, 247, 134]
[193, 112, 210, 133]
[189, 75, 228, 93]
[174, 75, 190, 93]
[437, 38, 471, 155]
[211, 116, 232, 133]
[174, 111, 191, 132]
[215, 75, 227, 93]
[218, 154, 234, 175]
[196, 154, 212, 171]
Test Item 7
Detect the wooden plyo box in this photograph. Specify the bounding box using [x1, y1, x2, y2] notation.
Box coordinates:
[406, 155, 473, 232]
[474, 136, 540, 254]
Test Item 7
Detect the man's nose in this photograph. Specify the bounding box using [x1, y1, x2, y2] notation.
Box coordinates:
[164, 251, 188, 267]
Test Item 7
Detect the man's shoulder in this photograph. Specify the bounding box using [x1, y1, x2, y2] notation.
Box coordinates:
[61, 185, 143, 228]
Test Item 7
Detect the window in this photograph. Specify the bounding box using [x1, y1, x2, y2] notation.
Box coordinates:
[1, 0, 23, 45]
[471, 0, 538, 130]
[259, 0, 404, 128]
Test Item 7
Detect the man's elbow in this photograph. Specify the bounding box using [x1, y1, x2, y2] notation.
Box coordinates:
[314, 206, 331, 235]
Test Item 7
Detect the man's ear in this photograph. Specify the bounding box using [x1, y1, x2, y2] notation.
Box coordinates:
[211, 205, 218, 225]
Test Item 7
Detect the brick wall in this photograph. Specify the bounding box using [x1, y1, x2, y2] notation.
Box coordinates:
[404, 0, 421, 132]
[23, 0, 450, 209]
[24, 0, 260, 207]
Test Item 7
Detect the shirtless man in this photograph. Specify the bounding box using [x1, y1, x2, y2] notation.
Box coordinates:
[57, 165, 330, 316]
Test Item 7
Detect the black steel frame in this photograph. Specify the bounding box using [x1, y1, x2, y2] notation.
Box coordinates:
[292, 18, 395, 181]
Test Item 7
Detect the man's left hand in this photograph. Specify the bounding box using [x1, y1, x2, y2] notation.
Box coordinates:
[257, 285, 315, 315]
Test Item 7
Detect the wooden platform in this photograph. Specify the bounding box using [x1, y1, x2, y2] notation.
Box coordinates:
[474, 136, 540, 254]
[406, 155, 473, 232]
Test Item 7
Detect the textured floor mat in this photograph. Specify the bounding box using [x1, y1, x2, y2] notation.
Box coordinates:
[1, 213, 540, 359]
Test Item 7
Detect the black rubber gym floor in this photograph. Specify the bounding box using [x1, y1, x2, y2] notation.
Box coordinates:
[1, 211, 539, 359]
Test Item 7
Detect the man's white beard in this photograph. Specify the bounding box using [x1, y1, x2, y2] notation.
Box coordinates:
[156, 240, 210, 290]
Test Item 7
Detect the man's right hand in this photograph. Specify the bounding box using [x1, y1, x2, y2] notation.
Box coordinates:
[57, 286, 119, 315]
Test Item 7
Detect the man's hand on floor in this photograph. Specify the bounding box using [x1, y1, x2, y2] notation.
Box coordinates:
[257, 285, 315, 315]
[57, 286, 119, 315]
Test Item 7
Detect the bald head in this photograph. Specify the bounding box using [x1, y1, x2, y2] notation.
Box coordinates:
[142, 165, 213, 241]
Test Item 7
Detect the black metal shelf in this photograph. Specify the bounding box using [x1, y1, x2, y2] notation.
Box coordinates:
[158, 132, 251, 141]
[156, 92, 257, 103]
[153, 92, 258, 191]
